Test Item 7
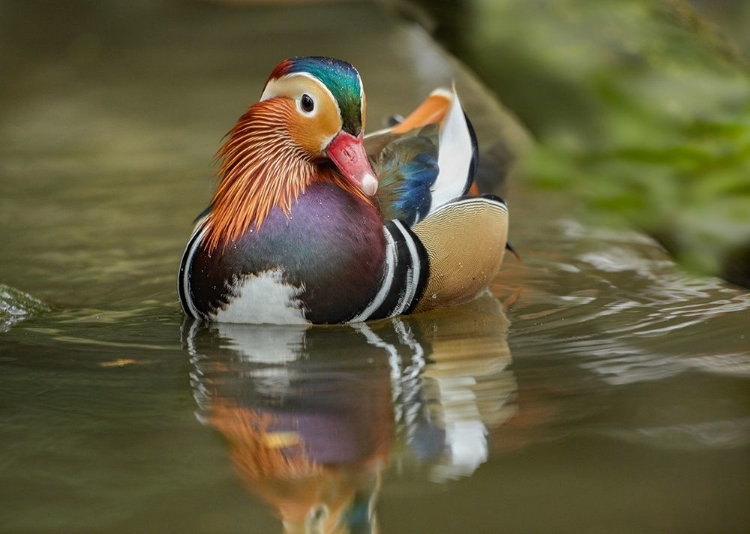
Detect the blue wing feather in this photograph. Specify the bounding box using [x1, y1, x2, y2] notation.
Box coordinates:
[373, 136, 439, 226]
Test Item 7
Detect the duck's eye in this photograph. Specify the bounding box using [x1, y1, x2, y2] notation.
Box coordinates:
[300, 94, 315, 114]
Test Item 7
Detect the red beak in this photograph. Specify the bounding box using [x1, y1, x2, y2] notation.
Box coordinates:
[326, 131, 378, 196]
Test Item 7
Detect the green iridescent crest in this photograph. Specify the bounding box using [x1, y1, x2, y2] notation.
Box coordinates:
[279, 56, 364, 136]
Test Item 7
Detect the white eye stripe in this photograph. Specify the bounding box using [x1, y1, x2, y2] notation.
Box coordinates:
[261, 72, 340, 119]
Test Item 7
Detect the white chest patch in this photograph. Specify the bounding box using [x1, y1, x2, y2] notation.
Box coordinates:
[212, 269, 309, 325]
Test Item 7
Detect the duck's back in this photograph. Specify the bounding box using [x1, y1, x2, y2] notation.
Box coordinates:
[368, 87, 510, 314]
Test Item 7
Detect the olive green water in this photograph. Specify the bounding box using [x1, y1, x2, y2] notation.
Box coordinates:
[1, 1, 749, 533]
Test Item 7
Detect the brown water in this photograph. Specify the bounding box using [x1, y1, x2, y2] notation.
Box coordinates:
[1, 2, 749, 533]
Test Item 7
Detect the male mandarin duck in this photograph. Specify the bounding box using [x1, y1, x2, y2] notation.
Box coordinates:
[178, 56, 509, 324]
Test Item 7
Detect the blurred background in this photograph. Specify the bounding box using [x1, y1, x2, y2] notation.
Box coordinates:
[401, 0, 750, 287]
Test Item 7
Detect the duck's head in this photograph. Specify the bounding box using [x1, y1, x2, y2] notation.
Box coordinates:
[261, 56, 378, 196]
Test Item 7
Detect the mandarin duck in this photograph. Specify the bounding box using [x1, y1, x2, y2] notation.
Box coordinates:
[178, 57, 509, 324]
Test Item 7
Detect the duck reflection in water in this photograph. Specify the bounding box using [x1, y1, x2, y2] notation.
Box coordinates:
[183, 296, 516, 533]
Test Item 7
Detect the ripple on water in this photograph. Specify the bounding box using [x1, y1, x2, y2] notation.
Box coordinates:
[504, 219, 750, 381]
[0, 284, 50, 334]
[492, 217, 750, 453]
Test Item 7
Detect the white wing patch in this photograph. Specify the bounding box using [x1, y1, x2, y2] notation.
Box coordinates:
[213, 269, 309, 325]
[430, 87, 473, 212]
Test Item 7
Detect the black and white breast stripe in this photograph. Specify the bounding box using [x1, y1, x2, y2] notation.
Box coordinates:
[347, 220, 429, 323]
[178, 219, 208, 321]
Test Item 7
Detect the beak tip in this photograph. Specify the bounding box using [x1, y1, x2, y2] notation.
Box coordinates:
[362, 174, 378, 196]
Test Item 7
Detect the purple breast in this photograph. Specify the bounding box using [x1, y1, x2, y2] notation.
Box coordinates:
[190, 182, 386, 324]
